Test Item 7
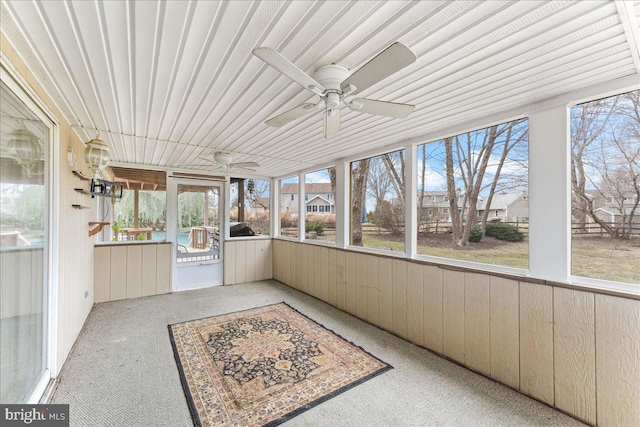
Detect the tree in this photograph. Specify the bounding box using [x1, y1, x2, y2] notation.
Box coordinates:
[442, 118, 528, 246]
[571, 97, 617, 231]
[351, 159, 370, 246]
[571, 90, 639, 239]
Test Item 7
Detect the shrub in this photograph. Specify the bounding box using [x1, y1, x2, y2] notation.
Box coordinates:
[469, 225, 483, 242]
[485, 223, 524, 242]
[305, 220, 324, 235]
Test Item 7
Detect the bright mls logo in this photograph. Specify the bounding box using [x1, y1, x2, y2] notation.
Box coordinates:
[1, 405, 69, 426]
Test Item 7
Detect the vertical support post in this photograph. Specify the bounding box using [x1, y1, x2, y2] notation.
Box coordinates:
[204, 190, 209, 227]
[529, 104, 571, 281]
[298, 173, 305, 241]
[237, 178, 245, 223]
[335, 161, 350, 248]
[405, 144, 417, 258]
[133, 189, 139, 229]
[271, 178, 279, 237]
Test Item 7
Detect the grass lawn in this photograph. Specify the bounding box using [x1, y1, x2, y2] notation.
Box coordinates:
[360, 232, 639, 284]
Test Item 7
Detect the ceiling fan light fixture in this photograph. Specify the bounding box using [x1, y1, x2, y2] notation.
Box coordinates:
[213, 152, 233, 166]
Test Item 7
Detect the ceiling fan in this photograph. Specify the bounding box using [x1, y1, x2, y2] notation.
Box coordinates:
[177, 152, 260, 171]
[253, 42, 417, 138]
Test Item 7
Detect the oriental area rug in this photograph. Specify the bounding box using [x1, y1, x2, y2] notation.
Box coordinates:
[168, 302, 392, 427]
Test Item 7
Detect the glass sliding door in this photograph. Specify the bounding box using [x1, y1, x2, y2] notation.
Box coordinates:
[0, 80, 50, 403]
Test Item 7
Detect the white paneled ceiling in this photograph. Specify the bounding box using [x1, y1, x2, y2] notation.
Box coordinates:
[1, 0, 639, 177]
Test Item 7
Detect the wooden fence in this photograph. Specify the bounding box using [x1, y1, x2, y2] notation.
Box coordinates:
[571, 222, 640, 237]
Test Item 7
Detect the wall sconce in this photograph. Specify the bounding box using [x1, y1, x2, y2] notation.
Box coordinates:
[67, 146, 76, 169]
[83, 131, 110, 176]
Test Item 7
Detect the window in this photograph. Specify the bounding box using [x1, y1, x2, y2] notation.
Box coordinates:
[113, 189, 167, 241]
[305, 167, 336, 243]
[416, 118, 529, 268]
[229, 178, 270, 236]
[571, 89, 639, 285]
[280, 177, 298, 238]
[351, 149, 405, 252]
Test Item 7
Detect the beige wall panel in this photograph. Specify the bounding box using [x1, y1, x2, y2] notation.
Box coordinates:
[299, 243, 308, 294]
[377, 257, 393, 332]
[406, 263, 424, 346]
[264, 239, 273, 279]
[345, 252, 356, 315]
[225, 241, 237, 285]
[307, 244, 315, 296]
[256, 240, 269, 280]
[141, 244, 158, 297]
[553, 287, 595, 424]
[156, 244, 172, 295]
[94, 246, 111, 303]
[423, 266, 443, 354]
[255, 241, 265, 281]
[520, 282, 554, 405]
[489, 277, 519, 389]
[280, 240, 291, 285]
[365, 255, 379, 326]
[271, 240, 280, 281]
[320, 247, 329, 301]
[464, 273, 491, 376]
[442, 270, 465, 363]
[311, 245, 321, 297]
[245, 240, 257, 283]
[109, 245, 128, 301]
[355, 253, 368, 319]
[126, 245, 143, 299]
[392, 259, 408, 340]
[596, 294, 640, 427]
[293, 244, 307, 290]
[328, 248, 337, 306]
[335, 250, 346, 311]
[236, 241, 248, 285]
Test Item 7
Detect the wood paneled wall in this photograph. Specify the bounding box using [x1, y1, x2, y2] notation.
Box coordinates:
[272, 240, 640, 427]
[94, 243, 171, 302]
[224, 239, 272, 285]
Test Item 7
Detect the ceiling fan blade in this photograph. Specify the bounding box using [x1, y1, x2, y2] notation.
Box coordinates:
[265, 103, 317, 127]
[253, 47, 325, 94]
[231, 161, 260, 168]
[197, 157, 216, 163]
[341, 42, 416, 96]
[349, 98, 415, 119]
[324, 108, 341, 138]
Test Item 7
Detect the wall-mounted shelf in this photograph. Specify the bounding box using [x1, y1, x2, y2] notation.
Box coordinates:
[72, 170, 90, 181]
[88, 221, 110, 237]
[72, 204, 90, 210]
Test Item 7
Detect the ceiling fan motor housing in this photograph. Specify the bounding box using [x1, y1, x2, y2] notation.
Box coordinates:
[213, 152, 233, 166]
[314, 65, 350, 108]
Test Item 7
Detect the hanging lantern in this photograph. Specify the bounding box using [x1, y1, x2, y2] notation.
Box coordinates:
[7, 125, 42, 167]
[83, 132, 110, 176]
[247, 179, 255, 195]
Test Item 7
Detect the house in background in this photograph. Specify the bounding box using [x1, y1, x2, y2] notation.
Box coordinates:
[476, 193, 529, 222]
[281, 183, 335, 215]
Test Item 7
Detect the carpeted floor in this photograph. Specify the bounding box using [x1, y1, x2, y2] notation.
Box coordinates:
[51, 280, 586, 426]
